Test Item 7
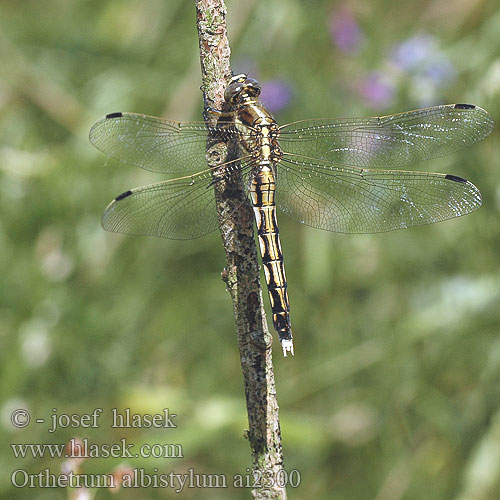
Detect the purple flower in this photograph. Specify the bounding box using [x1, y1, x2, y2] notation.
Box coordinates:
[391, 34, 435, 71]
[358, 72, 395, 110]
[260, 80, 293, 113]
[424, 59, 456, 86]
[330, 6, 363, 54]
[391, 34, 456, 86]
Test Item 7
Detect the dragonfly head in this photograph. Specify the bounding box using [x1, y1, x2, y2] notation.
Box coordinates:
[225, 74, 261, 106]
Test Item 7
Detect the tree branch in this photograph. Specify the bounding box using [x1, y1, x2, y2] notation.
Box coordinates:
[195, 1, 287, 498]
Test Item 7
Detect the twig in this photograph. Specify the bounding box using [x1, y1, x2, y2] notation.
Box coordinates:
[194, 1, 287, 499]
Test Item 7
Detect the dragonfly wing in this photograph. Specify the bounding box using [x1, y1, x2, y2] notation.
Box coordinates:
[102, 169, 221, 239]
[90, 112, 237, 174]
[276, 158, 482, 233]
[279, 104, 494, 168]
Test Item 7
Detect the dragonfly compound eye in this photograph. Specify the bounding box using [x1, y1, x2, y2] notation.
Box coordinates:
[224, 82, 244, 105]
[225, 76, 262, 105]
[244, 78, 261, 97]
[90, 76, 493, 358]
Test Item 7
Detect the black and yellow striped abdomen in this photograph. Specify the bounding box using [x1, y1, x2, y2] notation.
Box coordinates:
[250, 165, 293, 354]
[232, 92, 294, 356]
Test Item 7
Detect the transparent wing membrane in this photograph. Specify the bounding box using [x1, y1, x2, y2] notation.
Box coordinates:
[102, 169, 221, 239]
[89, 112, 242, 175]
[92, 103, 493, 239]
[101, 161, 254, 240]
[279, 104, 494, 169]
[276, 158, 482, 233]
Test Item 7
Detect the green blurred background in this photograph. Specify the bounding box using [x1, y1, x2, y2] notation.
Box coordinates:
[1, 0, 500, 499]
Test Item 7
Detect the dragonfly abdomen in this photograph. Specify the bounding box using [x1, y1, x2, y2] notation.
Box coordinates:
[90, 73, 493, 357]
[250, 165, 294, 356]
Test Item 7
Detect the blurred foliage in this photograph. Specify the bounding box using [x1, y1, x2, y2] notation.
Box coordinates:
[1, 0, 500, 499]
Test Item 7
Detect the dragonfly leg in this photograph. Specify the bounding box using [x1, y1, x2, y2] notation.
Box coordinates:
[204, 107, 234, 121]
[207, 175, 225, 188]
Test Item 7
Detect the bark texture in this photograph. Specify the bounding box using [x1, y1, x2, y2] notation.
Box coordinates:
[195, 1, 287, 498]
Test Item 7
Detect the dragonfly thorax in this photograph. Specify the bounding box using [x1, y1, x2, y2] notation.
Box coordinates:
[90, 74, 493, 357]
[235, 112, 282, 166]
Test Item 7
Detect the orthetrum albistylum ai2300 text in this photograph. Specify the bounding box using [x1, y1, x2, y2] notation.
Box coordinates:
[89, 74, 494, 356]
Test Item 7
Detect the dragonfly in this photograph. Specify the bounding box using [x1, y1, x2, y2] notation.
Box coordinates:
[89, 74, 494, 356]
